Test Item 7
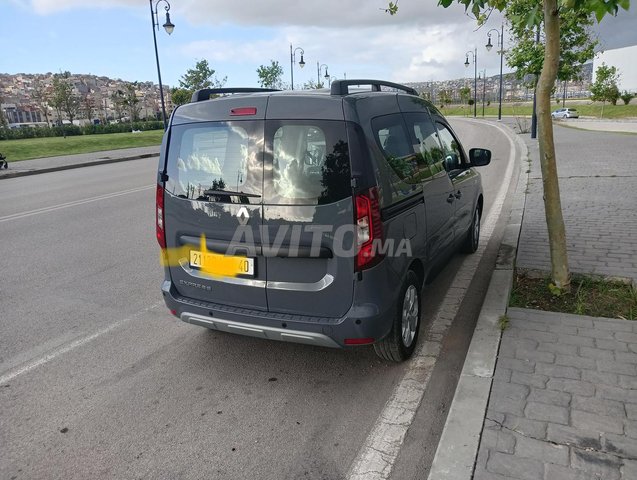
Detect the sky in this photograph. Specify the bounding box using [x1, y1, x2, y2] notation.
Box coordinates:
[2, 0, 636, 89]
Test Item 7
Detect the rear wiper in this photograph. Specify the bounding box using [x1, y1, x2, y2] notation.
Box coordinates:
[203, 189, 261, 198]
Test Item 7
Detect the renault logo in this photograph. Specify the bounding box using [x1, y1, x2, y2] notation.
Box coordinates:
[236, 206, 250, 225]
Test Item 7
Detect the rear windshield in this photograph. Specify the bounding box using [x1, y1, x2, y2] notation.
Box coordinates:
[165, 121, 263, 204]
[265, 120, 351, 205]
[165, 120, 351, 206]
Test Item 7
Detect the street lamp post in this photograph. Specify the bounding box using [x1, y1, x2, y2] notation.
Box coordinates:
[486, 24, 504, 121]
[317, 63, 329, 88]
[290, 44, 305, 90]
[479, 69, 487, 117]
[531, 25, 540, 139]
[464, 48, 477, 118]
[149, 0, 174, 130]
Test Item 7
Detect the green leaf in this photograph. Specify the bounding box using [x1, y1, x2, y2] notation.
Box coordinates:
[618, 0, 630, 9]
[548, 283, 564, 297]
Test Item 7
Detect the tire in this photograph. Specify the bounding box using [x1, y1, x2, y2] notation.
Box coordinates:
[374, 271, 421, 362]
[461, 205, 480, 254]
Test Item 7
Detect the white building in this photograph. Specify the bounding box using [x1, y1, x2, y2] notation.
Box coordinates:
[593, 45, 637, 92]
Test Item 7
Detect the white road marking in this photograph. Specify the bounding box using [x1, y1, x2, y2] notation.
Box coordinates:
[347, 120, 518, 480]
[0, 302, 163, 385]
[0, 184, 154, 223]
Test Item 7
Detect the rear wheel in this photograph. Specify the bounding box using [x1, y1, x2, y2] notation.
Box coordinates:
[374, 271, 421, 362]
[461, 205, 480, 254]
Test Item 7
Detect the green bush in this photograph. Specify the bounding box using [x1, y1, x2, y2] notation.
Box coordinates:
[0, 120, 163, 141]
[620, 91, 635, 105]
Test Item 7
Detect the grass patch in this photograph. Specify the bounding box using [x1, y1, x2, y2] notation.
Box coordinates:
[440, 102, 637, 119]
[0, 130, 163, 162]
[510, 272, 637, 320]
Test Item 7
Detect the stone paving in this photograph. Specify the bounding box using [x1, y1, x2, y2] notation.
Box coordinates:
[474, 308, 637, 480]
[473, 123, 637, 480]
[516, 124, 637, 282]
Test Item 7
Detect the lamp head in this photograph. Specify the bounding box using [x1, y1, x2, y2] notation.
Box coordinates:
[464, 56, 470, 67]
[486, 37, 493, 52]
[163, 12, 175, 35]
[299, 55, 305, 68]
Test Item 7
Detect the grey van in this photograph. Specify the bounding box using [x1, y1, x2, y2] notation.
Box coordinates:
[157, 80, 491, 361]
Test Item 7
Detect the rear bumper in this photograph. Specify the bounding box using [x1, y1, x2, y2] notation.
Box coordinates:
[161, 279, 395, 348]
[181, 311, 341, 348]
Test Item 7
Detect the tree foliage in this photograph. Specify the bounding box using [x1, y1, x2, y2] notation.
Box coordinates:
[620, 91, 635, 105]
[31, 78, 51, 126]
[110, 90, 126, 122]
[591, 63, 621, 110]
[171, 87, 192, 106]
[257, 60, 284, 89]
[122, 82, 141, 122]
[459, 86, 471, 104]
[505, 0, 597, 84]
[302, 79, 325, 90]
[179, 59, 226, 91]
[50, 73, 80, 125]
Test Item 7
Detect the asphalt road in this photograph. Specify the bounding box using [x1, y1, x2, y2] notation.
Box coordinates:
[0, 119, 517, 480]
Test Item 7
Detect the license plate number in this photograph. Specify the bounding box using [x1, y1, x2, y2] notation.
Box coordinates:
[189, 250, 254, 277]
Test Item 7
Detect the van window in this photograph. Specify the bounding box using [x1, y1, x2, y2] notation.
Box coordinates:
[265, 120, 351, 205]
[403, 112, 446, 182]
[371, 114, 422, 205]
[436, 123, 467, 174]
[165, 121, 262, 203]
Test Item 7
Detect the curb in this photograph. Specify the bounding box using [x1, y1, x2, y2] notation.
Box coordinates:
[0, 152, 159, 180]
[427, 125, 529, 480]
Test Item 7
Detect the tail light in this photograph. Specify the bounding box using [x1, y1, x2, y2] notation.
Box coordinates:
[156, 184, 166, 249]
[355, 186, 383, 271]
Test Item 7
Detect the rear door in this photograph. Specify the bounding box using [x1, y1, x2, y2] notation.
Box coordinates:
[163, 120, 267, 310]
[401, 112, 456, 261]
[262, 120, 355, 318]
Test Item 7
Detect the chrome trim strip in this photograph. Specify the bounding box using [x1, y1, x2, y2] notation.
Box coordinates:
[178, 258, 335, 291]
[266, 274, 334, 292]
[181, 312, 341, 348]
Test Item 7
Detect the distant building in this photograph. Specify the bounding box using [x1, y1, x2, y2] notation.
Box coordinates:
[1, 103, 42, 126]
[593, 45, 637, 92]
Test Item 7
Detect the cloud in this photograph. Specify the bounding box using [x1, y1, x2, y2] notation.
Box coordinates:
[29, 0, 133, 14]
[28, 0, 474, 28]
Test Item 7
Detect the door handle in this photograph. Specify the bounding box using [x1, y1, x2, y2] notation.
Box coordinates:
[447, 194, 455, 203]
[454, 191, 462, 199]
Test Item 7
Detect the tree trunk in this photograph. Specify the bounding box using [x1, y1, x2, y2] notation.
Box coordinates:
[536, 0, 570, 290]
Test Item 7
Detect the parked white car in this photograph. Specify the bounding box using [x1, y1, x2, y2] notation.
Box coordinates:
[551, 108, 579, 119]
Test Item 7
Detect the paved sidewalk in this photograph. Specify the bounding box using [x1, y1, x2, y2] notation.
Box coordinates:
[517, 124, 637, 282]
[429, 121, 637, 480]
[561, 119, 637, 134]
[0, 145, 159, 179]
[474, 308, 637, 480]
[473, 126, 637, 479]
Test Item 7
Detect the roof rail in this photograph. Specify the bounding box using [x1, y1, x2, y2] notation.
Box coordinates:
[191, 87, 280, 103]
[330, 80, 418, 96]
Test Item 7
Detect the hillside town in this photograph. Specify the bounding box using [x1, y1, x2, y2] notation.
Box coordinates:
[0, 64, 593, 128]
[0, 72, 172, 127]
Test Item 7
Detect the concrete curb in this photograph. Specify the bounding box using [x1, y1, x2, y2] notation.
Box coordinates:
[427, 125, 530, 480]
[0, 152, 159, 180]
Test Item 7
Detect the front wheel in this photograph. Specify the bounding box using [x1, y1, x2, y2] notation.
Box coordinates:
[461, 205, 480, 253]
[374, 271, 421, 362]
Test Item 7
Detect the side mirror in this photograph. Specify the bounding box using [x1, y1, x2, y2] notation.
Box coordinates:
[469, 148, 491, 167]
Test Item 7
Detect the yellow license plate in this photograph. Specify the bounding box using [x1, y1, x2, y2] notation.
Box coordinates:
[189, 250, 254, 277]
